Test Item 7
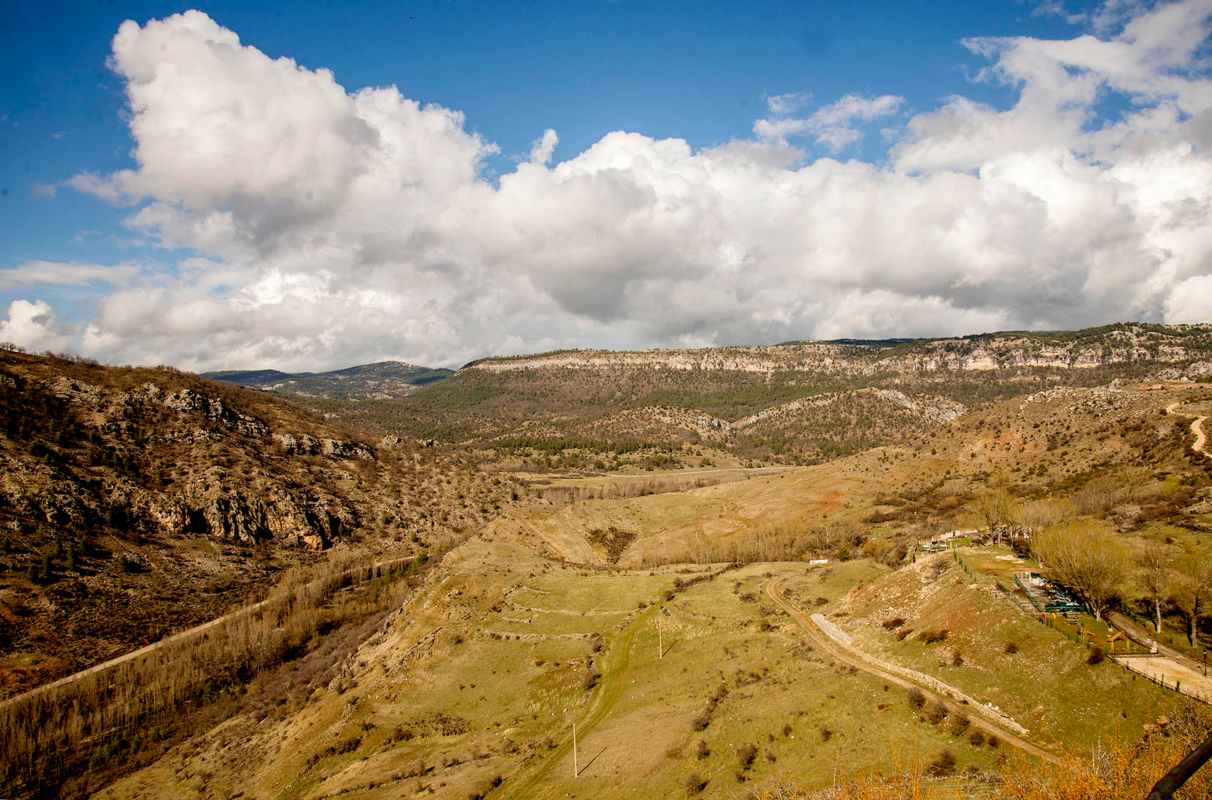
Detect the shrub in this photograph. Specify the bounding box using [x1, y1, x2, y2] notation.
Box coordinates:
[895, 628, 912, 641]
[819, 726, 833, 742]
[691, 712, 710, 731]
[928, 749, 957, 776]
[737, 743, 758, 770]
[119, 553, 144, 574]
[684, 773, 707, 795]
[969, 730, 986, 747]
[1087, 646, 1106, 665]
[881, 617, 906, 630]
[921, 628, 949, 644]
[1004, 641, 1019, 654]
[926, 701, 948, 725]
[695, 739, 710, 759]
[951, 651, 964, 667]
[907, 687, 926, 709]
[948, 713, 971, 736]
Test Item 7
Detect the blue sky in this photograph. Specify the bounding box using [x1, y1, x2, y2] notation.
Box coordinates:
[1, 1, 1065, 278]
[2, 0, 1210, 369]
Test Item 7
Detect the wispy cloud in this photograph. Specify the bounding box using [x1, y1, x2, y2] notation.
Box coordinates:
[765, 91, 812, 115]
[0, 260, 139, 289]
[64, 172, 130, 204]
[1031, 1, 1089, 25]
[754, 93, 905, 151]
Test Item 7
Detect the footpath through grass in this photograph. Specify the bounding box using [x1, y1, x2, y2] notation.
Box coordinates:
[498, 605, 657, 798]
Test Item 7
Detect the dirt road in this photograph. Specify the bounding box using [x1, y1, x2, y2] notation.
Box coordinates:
[1106, 612, 1212, 705]
[1193, 416, 1209, 456]
[1107, 612, 1193, 665]
[765, 579, 1061, 765]
[1165, 401, 1210, 459]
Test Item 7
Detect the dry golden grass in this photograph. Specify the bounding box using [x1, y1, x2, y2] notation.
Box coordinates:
[0, 552, 428, 795]
[754, 708, 1212, 800]
[996, 724, 1212, 800]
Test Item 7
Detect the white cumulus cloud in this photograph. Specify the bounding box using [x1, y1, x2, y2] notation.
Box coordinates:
[43, 2, 1212, 371]
[0, 300, 71, 353]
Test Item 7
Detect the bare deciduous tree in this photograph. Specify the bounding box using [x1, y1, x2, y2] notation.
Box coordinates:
[1172, 554, 1212, 647]
[1072, 476, 1130, 517]
[1033, 522, 1130, 621]
[1016, 497, 1074, 532]
[1138, 542, 1174, 635]
[974, 488, 1017, 543]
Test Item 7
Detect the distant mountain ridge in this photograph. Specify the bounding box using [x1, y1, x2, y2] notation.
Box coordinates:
[204, 360, 453, 400]
[462, 323, 1212, 375]
[345, 322, 1212, 466]
[215, 324, 1212, 467]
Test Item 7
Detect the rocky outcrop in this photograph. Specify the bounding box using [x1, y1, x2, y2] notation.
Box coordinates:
[1150, 360, 1212, 382]
[160, 388, 270, 438]
[0, 366, 389, 553]
[320, 438, 374, 460]
[274, 432, 374, 460]
[274, 432, 322, 455]
[467, 324, 1212, 377]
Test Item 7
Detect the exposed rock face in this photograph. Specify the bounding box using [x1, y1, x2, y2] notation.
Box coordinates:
[1151, 360, 1212, 381]
[467, 323, 1212, 376]
[0, 350, 522, 699]
[274, 432, 321, 455]
[0, 359, 423, 554]
[160, 388, 270, 438]
[273, 432, 374, 460]
[320, 438, 374, 460]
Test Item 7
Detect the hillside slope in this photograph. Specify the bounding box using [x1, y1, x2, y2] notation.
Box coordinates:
[311, 323, 1212, 466]
[0, 349, 517, 697]
[86, 377, 1212, 800]
[204, 361, 453, 400]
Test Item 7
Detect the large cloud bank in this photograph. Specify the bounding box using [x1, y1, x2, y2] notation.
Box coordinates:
[13, 1, 1212, 369]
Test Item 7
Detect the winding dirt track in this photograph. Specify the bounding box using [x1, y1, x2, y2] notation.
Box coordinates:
[765, 579, 1061, 765]
[1165, 401, 1210, 459]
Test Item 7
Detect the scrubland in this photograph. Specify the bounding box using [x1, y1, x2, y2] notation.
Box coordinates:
[8, 331, 1212, 798]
